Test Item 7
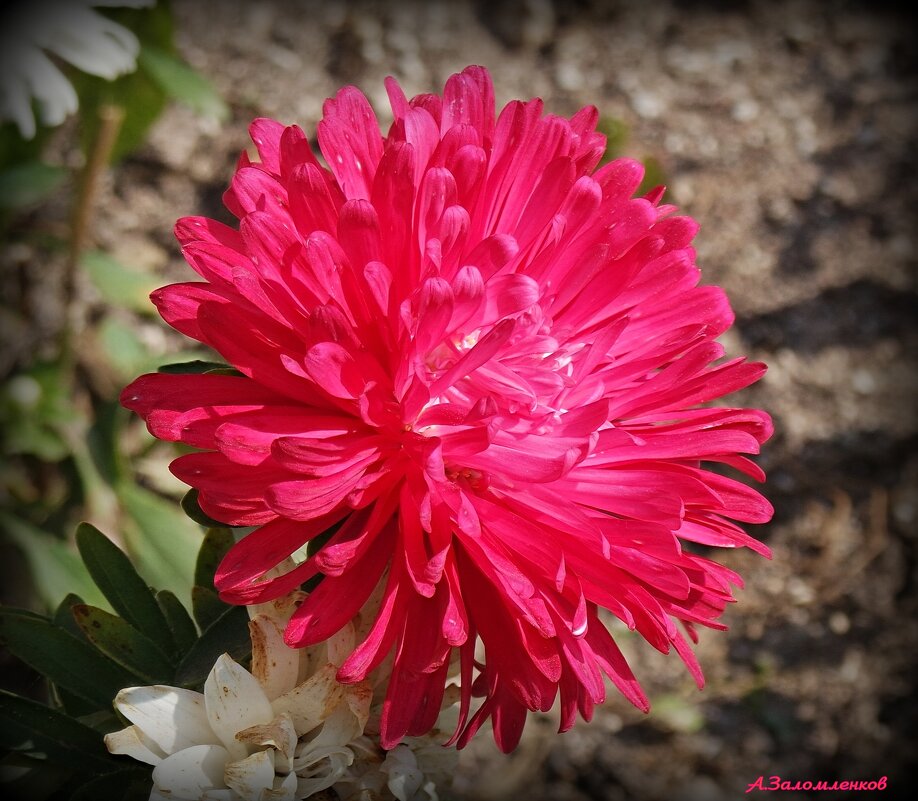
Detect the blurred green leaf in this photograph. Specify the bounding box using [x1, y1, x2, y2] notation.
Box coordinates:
[100, 2, 176, 49]
[0, 690, 116, 775]
[156, 589, 199, 655]
[194, 526, 235, 585]
[119, 483, 200, 607]
[0, 162, 68, 209]
[0, 420, 68, 461]
[139, 46, 229, 121]
[0, 751, 71, 801]
[0, 609, 136, 709]
[88, 400, 129, 488]
[81, 251, 159, 314]
[652, 694, 705, 734]
[175, 603, 250, 688]
[1, 363, 75, 461]
[636, 155, 668, 200]
[71, 604, 175, 683]
[75, 522, 174, 654]
[597, 116, 629, 162]
[156, 359, 232, 374]
[0, 120, 48, 167]
[191, 585, 230, 632]
[1, 514, 109, 612]
[70, 768, 152, 801]
[98, 317, 151, 380]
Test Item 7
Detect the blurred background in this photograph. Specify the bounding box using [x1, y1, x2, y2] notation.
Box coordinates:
[1, 1, 916, 799]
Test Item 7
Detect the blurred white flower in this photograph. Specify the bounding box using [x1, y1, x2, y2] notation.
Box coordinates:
[0, 0, 153, 139]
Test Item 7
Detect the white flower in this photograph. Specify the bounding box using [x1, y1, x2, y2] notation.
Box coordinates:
[0, 0, 152, 139]
[106, 582, 461, 801]
[332, 714, 460, 801]
[106, 602, 373, 801]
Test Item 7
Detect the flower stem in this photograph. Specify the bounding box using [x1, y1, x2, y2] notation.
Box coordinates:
[61, 103, 124, 374]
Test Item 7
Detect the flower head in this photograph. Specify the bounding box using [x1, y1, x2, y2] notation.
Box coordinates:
[0, 0, 151, 139]
[123, 66, 773, 753]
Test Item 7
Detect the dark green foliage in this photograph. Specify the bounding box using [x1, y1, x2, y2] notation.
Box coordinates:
[0, 524, 250, 800]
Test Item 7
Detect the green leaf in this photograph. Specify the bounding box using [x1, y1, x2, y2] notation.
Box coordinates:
[194, 526, 235, 588]
[174, 603, 251, 688]
[0, 610, 135, 710]
[636, 155, 668, 200]
[0, 119, 48, 167]
[76, 522, 174, 655]
[0, 514, 110, 612]
[191, 585, 230, 632]
[81, 251, 159, 314]
[97, 317, 151, 380]
[70, 768, 152, 801]
[597, 116, 629, 162]
[53, 593, 88, 640]
[88, 399, 129, 488]
[119, 483, 200, 607]
[182, 489, 230, 528]
[0, 161, 68, 209]
[71, 605, 175, 683]
[156, 589, 199, 655]
[0, 363, 73, 461]
[138, 46, 229, 121]
[51, 596, 103, 717]
[0, 690, 116, 775]
[156, 359, 232, 374]
[0, 751, 71, 801]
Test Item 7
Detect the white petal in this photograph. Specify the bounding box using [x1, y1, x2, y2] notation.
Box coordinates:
[249, 615, 300, 701]
[17, 47, 78, 127]
[246, 573, 302, 623]
[353, 571, 389, 645]
[0, 45, 39, 138]
[200, 791, 237, 801]
[263, 770, 298, 801]
[343, 681, 373, 734]
[294, 745, 354, 798]
[382, 745, 424, 801]
[326, 621, 355, 667]
[204, 654, 274, 761]
[224, 749, 276, 801]
[114, 685, 217, 756]
[103, 724, 166, 766]
[152, 744, 231, 799]
[35, 6, 139, 79]
[293, 743, 353, 776]
[236, 711, 297, 769]
[308, 700, 364, 752]
[271, 663, 342, 736]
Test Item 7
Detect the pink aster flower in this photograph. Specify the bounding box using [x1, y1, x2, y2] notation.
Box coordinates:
[123, 66, 773, 753]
